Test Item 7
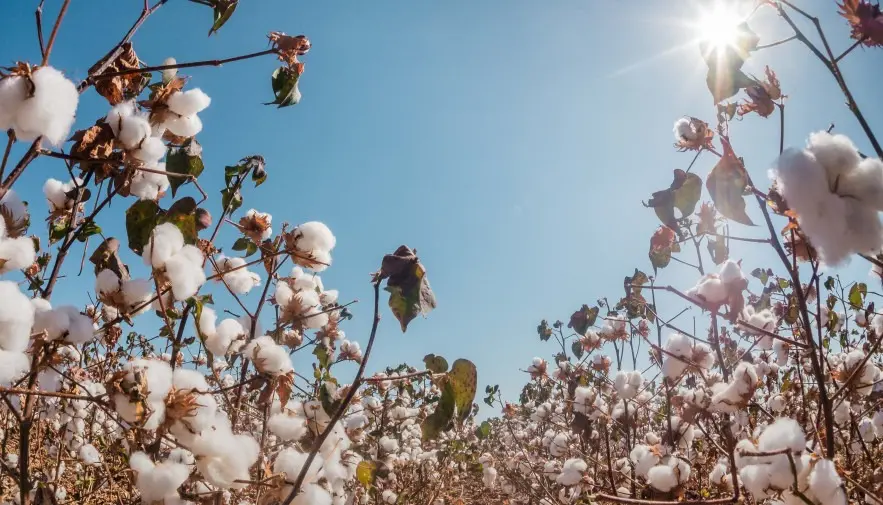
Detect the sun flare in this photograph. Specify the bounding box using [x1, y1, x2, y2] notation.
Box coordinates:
[695, 1, 747, 54]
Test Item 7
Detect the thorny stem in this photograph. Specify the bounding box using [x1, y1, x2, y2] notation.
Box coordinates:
[40, 0, 71, 66]
[281, 280, 383, 505]
[90, 48, 279, 81]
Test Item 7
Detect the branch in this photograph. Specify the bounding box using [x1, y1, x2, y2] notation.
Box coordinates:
[35, 1, 45, 59]
[41, 0, 71, 66]
[281, 280, 382, 505]
[756, 35, 797, 50]
[89, 48, 279, 81]
[0, 131, 14, 182]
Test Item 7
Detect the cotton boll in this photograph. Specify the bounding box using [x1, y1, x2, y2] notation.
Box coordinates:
[43, 179, 68, 213]
[209, 319, 245, 356]
[274, 448, 322, 485]
[647, 465, 678, 492]
[166, 89, 211, 117]
[165, 114, 203, 138]
[172, 368, 209, 392]
[14, 67, 78, 145]
[0, 236, 35, 273]
[673, 117, 698, 141]
[78, 444, 101, 465]
[719, 259, 744, 284]
[105, 101, 136, 136]
[129, 451, 190, 502]
[143, 223, 185, 268]
[96, 269, 122, 295]
[758, 418, 805, 453]
[294, 222, 336, 254]
[132, 136, 166, 167]
[165, 246, 206, 300]
[807, 459, 846, 505]
[0, 281, 35, 352]
[0, 350, 30, 385]
[130, 165, 170, 200]
[807, 131, 861, 186]
[268, 411, 308, 442]
[292, 484, 332, 505]
[56, 306, 95, 344]
[0, 76, 28, 130]
[841, 157, 883, 210]
[117, 114, 152, 149]
[243, 336, 292, 375]
[215, 255, 261, 294]
[121, 278, 154, 315]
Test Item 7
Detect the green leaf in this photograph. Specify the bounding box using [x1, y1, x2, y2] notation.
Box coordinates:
[706, 141, 754, 226]
[356, 461, 377, 487]
[448, 359, 477, 424]
[233, 237, 260, 258]
[158, 197, 198, 245]
[475, 421, 491, 440]
[125, 199, 161, 254]
[422, 382, 455, 441]
[166, 139, 204, 197]
[423, 354, 449, 374]
[777, 278, 790, 290]
[319, 380, 341, 417]
[266, 67, 301, 108]
[220, 187, 242, 217]
[48, 221, 67, 244]
[75, 221, 102, 242]
[209, 0, 238, 36]
[567, 305, 599, 336]
[751, 268, 771, 285]
[646, 169, 702, 231]
[649, 245, 672, 271]
[849, 282, 867, 309]
[313, 344, 331, 370]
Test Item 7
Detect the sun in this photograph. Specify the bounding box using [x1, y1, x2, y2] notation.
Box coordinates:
[695, 1, 749, 56]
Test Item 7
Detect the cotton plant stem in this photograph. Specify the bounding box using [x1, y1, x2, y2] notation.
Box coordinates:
[89, 48, 279, 81]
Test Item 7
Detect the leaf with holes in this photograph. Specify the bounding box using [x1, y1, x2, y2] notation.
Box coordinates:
[423, 354, 449, 374]
[646, 169, 702, 231]
[449, 359, 477, 424]
[379, 245, 437, 332]
[568, 305, 599, 336]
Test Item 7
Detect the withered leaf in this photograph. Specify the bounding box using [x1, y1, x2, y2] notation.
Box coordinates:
[706, 139, 754, 226]
[567, 304, 599, 336]
[646, 169, 702, 232]
[89, 43, 147, 105]
[376, 245, 437, 332]
[89, 237, 130, 280]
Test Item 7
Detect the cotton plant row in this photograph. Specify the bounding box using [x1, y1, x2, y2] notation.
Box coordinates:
[0, 4, 462, 505]
[467, 2, 883, 503]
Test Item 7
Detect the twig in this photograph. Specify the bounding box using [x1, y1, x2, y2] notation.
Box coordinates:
[835, 37, 865, 62]
[90, 48, 279, 81]
[41, 0, 71, 66]
[281, 280, 382, 505]
[756, 35, 797, 50]
[0, 131, 14, 182]
[35, 1, 46, 58]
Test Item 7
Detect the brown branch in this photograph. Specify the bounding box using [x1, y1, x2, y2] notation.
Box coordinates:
[756, 35, 797, 50]
[35, 1, 46, 58]
[89, 48, 279, 81]
[0, 386, 109, 406]
[282, 280, 382, 505]
[593, 493, 735, 504]
[40, 0, 71, 66]
[0, 131, 14, 182]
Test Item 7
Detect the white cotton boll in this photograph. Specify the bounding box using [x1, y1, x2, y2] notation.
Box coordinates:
[696, 276, 728, 304]
[0, 350, 30, 385]
[380, 491, 397, 505]
[858, 417, 875, 442]
[808, 459, 846, 505]
[55, 306, 94, 344]
[647, 465, 678, 492]
[130, 451, 191, 502]
[130, 166, 170, 200]
[841, 157, 883, 210]
[165, 114, 203, 138]
[0, 236, 35, 273]
[121, 278, 154, 315]
[295, 221, 336, 252]
[293, 484, 332, 505]
[166, 89, 211, 117]
[14, 67, 78, 145]
[165, 246, 206, 300]
[161, 57, 177, 83]
[767, 395, 786, 413]
[0, 281, 35, 352]
[132, 136, 166, 167]
[274, 281, 295, 307]
[143, 223, 184, 268]
[274, 448, 321, 485]
[172, 368, 209, 391]
[719, 259, 744, 284]
[215, 255, 260, 294]
[117, 114, 151, 149]
[482, 466, 497, 488]
[210, 318, 244, 356]
[758, 418, 805, 453]
[807, 131, 861, 186]
[268, 412, 308, 442]
[0, 76, 28, 130]
[630, 445, 659, 478]
[96, 269, 122, 295]
[243, 336, 292, 375]
[43, 178, 68, 213]
[105, 101, 136, 136]
[78, 444, 101, 465]
[673, 117, 698, 141]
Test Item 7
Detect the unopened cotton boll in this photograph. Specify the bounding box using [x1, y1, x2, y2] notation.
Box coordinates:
[13, 67, 79, 145]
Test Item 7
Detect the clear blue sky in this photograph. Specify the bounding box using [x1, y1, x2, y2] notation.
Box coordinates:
[2, 1, 881, 415]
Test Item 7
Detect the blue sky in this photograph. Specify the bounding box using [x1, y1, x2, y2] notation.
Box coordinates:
[2, 1, 882, 415]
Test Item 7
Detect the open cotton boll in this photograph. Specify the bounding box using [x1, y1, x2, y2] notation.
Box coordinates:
[143, 223, 185, 268]
[165, 245, 206, 300]
[0, 76, 28, 130]
[55, 306, 95, 345]
[78, 444, 101, 465]
[243, 336, 293, 375]
[43, 178, 69, 213]
[95, 269, 122, 295]
[14, 67, 78, 145]
[0, 281, 35, 352]
[807, 131, 861, 185]
[105, 101, 136, 136]
[206, 318, 245, 356]
[0, 190, 30, 233]
[268, 411, 309, 441]
[117, 113, 152, 149]
[121, 278, 154, 315]
[129, 451, 191, 502]
[131, 136, 166, 167]
[130, 163, 170, 200]
[292, 483, 332, 505]
[807, 459, 846, 505]
[0, 350, 30, 385]
[0, 235, 36, 273]
[647, 465, 678, 492]
[214, 255, 261, 294]
[555, 458, 586, 486]
[166, 89, 211, 117]
[165, 114, 203, 138]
